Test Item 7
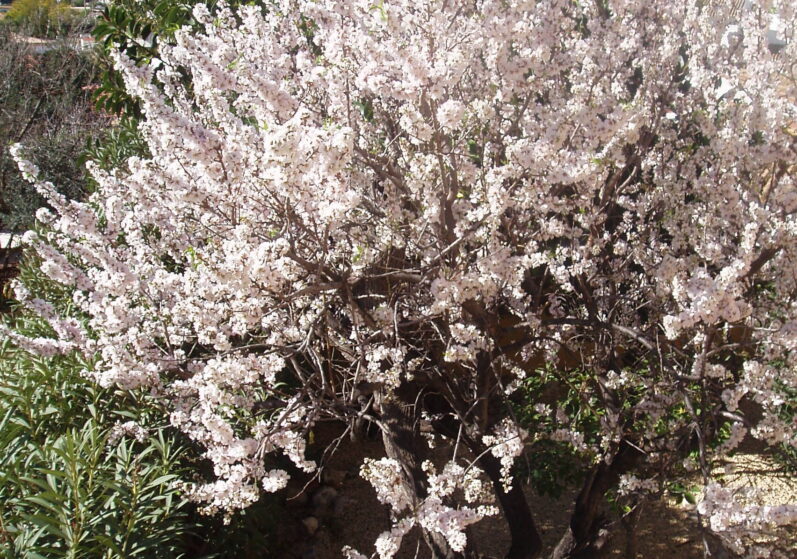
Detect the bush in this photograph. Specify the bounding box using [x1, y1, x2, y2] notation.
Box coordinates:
[0, 259, 199, 557]
[1, 238, 285, 557]
[3, 0, 83, 38]
[11, 1, 797, 558]
[0, 27, 107, 234]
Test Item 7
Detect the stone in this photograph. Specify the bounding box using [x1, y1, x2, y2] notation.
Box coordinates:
[302, 516, 320, 536]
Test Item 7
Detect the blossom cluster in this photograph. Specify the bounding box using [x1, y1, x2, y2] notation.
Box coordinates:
[357, 458, 497, 558]
[107, 420, 149, 445]
[698, 483, 797, 558]
[482, 419, 527, 490]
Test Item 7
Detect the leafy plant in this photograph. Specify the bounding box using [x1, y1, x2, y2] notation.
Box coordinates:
[774, 381, 797, 473]
[3, 0, 89, 38]
[0, 290, 195, 558]
[91, 0, 199, 116]
[2, 255, 290, 557]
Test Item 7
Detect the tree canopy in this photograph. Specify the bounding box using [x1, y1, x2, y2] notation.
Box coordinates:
[8, 1, 797, 558]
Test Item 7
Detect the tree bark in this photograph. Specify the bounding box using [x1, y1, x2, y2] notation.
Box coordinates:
[620, 503, 643, 559]
[477, 450, 544, 559]
[550, 442, 641, 559]
[377, 385, 471, 559]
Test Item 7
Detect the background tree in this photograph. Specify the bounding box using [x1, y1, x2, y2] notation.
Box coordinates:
[3, 0, 92, 38]
[8, 1, 797, 559]
[0, 26, 106, 234]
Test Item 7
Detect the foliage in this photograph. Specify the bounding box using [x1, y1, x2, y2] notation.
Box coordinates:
[510, 368, 592, 499]
[0, 277, 195, 558]
[0, 26, 107, 233]
[84, 115, 150, 174]
[1, 6, 286, 554]
[774, 381, 797, 472]
[3, 0, 90, 38]
[185, 495, 282, 559]
[9, 1, 797, 558]
[90, 0, 267, 115]
[0, 260, 286, 558]
[91, 0, 197, 115]
[0, 310, 287, 558]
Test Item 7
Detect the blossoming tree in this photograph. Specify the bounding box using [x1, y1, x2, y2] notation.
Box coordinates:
[7, 0, 797, 558]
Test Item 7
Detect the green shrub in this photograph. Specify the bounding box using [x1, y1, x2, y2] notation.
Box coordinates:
[1, 258, 287, 558]
[3, 0, 80, 38]
[775, 382, 797, 473]
[0, 289, 196, 558]
[510, 366, 595, 498]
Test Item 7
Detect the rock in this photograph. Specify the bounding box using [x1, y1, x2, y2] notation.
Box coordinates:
[333, 495, 349, 517]
[302, 516, 320, 536]
[321, 468, 347, 488]
[312, 485, 339, 511]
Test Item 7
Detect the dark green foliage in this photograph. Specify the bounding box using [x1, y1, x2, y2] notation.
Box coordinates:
[84, 115, 150, 173]
[183, 496, 282, 559]
[518, 439, 585, 499]
[774, 381, 797, 473]
[511, 366, 596, 498]
[92, 0, 196, 115]
[0, 291, 195, 558]
[1, 0, 287, 553]
[665, 481, 699, 506]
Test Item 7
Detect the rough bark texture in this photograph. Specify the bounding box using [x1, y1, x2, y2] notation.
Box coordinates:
[620, 503, 643, 559]
[477, 450, 543, 559]
[377, 385, 470, 559]
[550, 443, 642, 559]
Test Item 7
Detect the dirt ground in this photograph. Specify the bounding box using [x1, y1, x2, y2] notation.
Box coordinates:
[283, 427, 795, 559]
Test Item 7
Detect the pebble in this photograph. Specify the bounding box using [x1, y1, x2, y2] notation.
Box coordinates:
[302, 516, 320, 536]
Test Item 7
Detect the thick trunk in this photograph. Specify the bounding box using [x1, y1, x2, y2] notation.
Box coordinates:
[477, 451, 543, 559]
[550, 442, 641, 559]
[377, 387, 471, 559]
[422, 361, 543, 559]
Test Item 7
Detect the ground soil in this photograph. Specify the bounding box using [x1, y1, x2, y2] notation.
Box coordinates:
[280, 425, 795, 559]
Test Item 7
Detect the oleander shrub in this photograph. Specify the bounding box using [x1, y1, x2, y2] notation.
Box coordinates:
[0, 262, 195, 558]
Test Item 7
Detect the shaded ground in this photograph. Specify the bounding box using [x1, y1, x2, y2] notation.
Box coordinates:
[276, 426, 795, 559]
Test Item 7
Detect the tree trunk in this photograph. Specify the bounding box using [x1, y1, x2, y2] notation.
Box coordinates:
[377, 386, 472, 559]
[421, 360, 544, 559]
[550, 442, 641, 559]
[620, 503, 643, 559]
[477, 450, 543, 559]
